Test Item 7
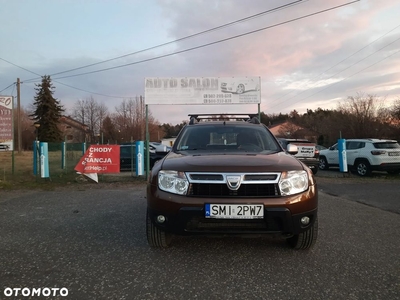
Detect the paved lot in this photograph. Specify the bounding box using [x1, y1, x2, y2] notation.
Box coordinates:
[316, 170, 400, 214]
[1, 181, 399, 299]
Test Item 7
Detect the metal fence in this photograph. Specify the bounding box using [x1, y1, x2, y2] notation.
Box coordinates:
[0, 142, 148, 187]
[0, 142, 86, 180]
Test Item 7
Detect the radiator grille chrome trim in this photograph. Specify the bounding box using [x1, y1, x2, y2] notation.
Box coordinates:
[186, 172, 281, 197]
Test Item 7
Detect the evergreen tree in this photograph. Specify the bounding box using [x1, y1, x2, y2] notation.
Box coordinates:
[31, 75, 65, 142]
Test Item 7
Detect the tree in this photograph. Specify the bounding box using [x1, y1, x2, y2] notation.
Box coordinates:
[337, 93, 382, 138]
[30, 76, 64, 142]
[114, 96, 153, 141]
[391, 98, 400, 124]
[72, 96, 108, 142]
[102, 116, 118, 144]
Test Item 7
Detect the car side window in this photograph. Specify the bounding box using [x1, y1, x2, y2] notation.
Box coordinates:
[347, 142, 357, 150]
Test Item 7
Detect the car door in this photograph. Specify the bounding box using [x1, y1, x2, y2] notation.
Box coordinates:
[345, 141, 363, 165]
[325, 143, 339, 165]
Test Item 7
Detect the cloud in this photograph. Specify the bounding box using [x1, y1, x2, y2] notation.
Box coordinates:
[1, 0, 400, 126]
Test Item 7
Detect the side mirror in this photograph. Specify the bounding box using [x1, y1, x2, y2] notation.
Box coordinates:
[287, 144, 298, 155]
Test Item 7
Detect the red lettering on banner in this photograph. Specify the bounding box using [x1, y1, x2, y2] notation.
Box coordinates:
[75, 145, 120, 174]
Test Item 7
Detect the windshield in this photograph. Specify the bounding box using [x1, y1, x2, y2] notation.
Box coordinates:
[175, 124, 281, 153]
[373, 142, 400, 149]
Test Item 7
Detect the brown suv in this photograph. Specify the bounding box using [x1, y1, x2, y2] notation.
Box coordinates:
[146, 114, 318, 249]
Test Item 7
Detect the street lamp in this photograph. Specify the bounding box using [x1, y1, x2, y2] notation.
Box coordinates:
[34, 122, 40, 141]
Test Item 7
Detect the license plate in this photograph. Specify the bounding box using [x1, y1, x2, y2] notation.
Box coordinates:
[389, 152, 400, 156]
[205, 204, 264, 219]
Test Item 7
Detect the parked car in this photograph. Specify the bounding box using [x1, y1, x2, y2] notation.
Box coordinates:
[278, 138, 320, 175]
[315, 145, 327, 151]
[146, 114, 318, 249]
[220, 78, 260, 94]
[319, 138, 400, 176]
[149, 142, 172, 152]
[120, 144, 169, 171]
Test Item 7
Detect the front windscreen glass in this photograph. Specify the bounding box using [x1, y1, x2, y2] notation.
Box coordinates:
[175, 124, 281, 153]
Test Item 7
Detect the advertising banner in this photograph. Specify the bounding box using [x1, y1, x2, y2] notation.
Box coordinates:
[40, 142, 50, 178]
[338, 139, 348, 172]
[75, 145, 120, 174]
[0, 96, 13, 151]
[145, 77, 261, 105]
[136, 141, 144, 176]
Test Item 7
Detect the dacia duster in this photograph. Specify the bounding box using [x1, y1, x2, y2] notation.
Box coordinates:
[146, 114, 318, 249]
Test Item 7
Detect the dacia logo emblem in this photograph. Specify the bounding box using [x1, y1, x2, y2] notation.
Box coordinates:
[226, 175, 242, 191]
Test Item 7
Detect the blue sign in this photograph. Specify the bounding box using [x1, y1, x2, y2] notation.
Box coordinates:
[40, 142, 50, 178]
[338, 139, 348, 172]
[136, 141, 144, 176]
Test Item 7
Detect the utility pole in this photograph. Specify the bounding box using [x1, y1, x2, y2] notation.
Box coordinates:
[17, 78, 21, 154]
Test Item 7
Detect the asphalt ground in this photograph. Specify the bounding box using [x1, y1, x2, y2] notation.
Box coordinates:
[0, 179, 399, 300]
[316, 169, 400, 214]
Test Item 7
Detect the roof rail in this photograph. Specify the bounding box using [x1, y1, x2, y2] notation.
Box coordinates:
[188, 113, 259, 123]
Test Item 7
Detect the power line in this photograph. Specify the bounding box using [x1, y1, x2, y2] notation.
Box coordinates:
[268, 42, 400, 111]
[54, 81, 126, 99]
[0, 82, 16, 93]
[268, 22, 400, 106]
[2, 1, 360, 102]
[41, 1, 360, 81]
[0, 57, 42, 77]
[23, 0, 305, 83]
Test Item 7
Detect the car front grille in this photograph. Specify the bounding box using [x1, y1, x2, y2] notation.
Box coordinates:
[188, 183, 279, 197]
[186, 172, 281, 198]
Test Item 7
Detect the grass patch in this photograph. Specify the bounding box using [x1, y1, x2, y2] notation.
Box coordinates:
[0, 151, 146, 190]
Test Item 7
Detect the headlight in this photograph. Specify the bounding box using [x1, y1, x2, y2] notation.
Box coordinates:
[158, 170, 189, 195]
[278, 171, 308, 196]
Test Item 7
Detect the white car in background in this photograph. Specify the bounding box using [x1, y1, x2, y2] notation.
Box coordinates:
[319, 138, 400, 176]
[220, 78, 260, 94]
[149, 142, 171, 153]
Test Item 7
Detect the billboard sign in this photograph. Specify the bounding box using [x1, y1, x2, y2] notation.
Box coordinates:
[145, 77, 260, 105]
[0, 96, 13, 151]
[75, 145, 120, 174]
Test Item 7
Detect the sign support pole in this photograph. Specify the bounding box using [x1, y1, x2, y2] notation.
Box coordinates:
[12, 96, 15, 174]
[145, 104, 150, 180]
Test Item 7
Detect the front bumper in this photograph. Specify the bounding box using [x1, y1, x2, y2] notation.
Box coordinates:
[148, 206, 317, 236]
[147, 184, 318, 236]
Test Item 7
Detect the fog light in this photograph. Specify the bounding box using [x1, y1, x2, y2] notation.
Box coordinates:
[157, 215, 166, 223]
[300, 216, 310, 225]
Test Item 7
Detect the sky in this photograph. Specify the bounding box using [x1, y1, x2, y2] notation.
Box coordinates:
[1, 0, 400, 125]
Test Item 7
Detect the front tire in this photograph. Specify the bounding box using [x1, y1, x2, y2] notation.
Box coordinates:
[287, 218, 318, 250]
[146, 211, 172, 248]
[319, 157, 329, 170]
[354, 160, 371, 177]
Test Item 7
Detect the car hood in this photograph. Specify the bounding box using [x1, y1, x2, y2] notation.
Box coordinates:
[159, 151, 304, 173]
